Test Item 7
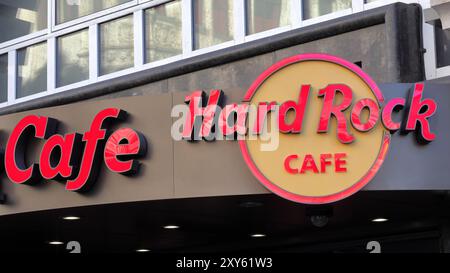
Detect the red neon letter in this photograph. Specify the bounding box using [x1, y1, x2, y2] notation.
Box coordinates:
[5, 115, 58, 184]
[201, 90, 223, 140]
[183, 90, 223, 141]
[300, 154, 319, 174]
[382, 98, 405, 133]
[320, 154, 333, 173]
[335, 153, 347, 172]
[278, 85, 310, 133]
[182, 91, 205, 140]
[104, 128, 147, 175]
[284, 154, 299, 174]
[317, 84, 355, 144]
[253, 102, 276, 135]
[219, 104, 249, 137]
[39, 133, 82, 180]
[65, 108, 127, 192]
[404, 83, 437, 143]
[350, 98, 380, 132]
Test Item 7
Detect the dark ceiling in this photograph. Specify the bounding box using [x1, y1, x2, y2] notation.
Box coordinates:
[0, 191, 448, 253]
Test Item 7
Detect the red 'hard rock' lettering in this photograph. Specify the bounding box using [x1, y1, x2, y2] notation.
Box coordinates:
[181, 84, 437, 144]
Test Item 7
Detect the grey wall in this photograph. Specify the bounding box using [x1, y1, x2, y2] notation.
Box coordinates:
[97, 25, 389, 101]
[0, 83, 448, 216]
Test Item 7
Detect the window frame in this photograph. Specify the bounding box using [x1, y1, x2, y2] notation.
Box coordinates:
[191, 0, 236, 52]
[423, 0, 450, 80]
[51, 0, 139, 32]
[243, 0, 297, 42]
[143, 1, 184, 64]
[0, 0, 175, 106]
[15, 41, 49, 100]
[0, 0, 51, 51]
[0, 0, 441, 109]
[0, 53, 8, 104]
[55, 28, 90, 88]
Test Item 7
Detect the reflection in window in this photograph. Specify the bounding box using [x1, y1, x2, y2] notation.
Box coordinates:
[246, 0, 290, 35]
[56, 0, 132, 24]
[193, 0, 234, 50]
[145, 1, 182, 63]
[365, 0, 379, 3]
[0, 54, 7, 103]
[99, 15, 134, 76]
[57, 29, 89, 87]
[302, 0, 351, 20]
[0, 0, 47, 43]
[435, 21, 450, 68]
[17, 42, 47, 98]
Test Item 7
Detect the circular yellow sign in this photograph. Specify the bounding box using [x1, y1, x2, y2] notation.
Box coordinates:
[239, 54, 390, 204]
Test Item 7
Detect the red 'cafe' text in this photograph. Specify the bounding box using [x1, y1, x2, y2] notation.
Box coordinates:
[1, 108, 147, 192]
[284, 153, 348, 175]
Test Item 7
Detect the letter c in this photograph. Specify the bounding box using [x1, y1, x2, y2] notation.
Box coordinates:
[5, 115, 58, 184]
[284, 154, 299, 174]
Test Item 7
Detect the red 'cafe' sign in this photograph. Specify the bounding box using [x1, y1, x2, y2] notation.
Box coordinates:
[0, 54, 438, 204]
[2, 108, 147, 192]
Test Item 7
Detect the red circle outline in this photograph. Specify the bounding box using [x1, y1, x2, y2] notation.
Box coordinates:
[239, 53, 391, 204]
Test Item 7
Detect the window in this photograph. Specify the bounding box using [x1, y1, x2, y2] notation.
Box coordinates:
[16, 42, 47, 99]
[56, 0, 133, 24]
[246, 0, 290, 35]
[0, 0, 47, 44]
[57, 29, 89, 87]
[435, 21, 450, 68]
[302, 0, 352, 20]
[0, 54, 7, 103]
[193, 0, 234, 50]
[145, 0, 182, 63]
[0, 0, 437, 106]
[99, 15, 134, 76]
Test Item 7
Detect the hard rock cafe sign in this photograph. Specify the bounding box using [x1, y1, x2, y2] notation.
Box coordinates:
[0, 54, 437, 205]
[179, 54, 437, 204]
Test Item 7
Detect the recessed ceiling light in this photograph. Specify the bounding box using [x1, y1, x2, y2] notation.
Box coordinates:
[48, 241, 64, 245]
[372, 218, 389, 223]
[136, 249, 151, 253]
[163, 225, 180, 229]
[240, 201, 263, 208]
[63, 216, 80, 220]
[250, 234, 266, 238]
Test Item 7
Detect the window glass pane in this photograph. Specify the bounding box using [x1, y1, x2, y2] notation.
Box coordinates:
[17, 42, 47, 98]
[99, 15, 134, 76]
[0, 0, 47, 43]
[57, 29, 89, 87]
[365, 0, 379, 3]
[56, 0, 133, 24]
[193, 0, 234, 50]
[246, 0, 290, 35]
[0, 54, 7, 103]
[145, 0, 182, 63]
[435, 21, 450, 68]
[302, 0, 351, 20]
